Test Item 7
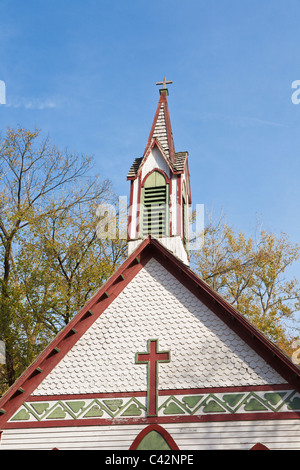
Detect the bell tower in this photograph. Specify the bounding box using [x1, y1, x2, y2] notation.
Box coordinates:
[127, 79, 192, 265]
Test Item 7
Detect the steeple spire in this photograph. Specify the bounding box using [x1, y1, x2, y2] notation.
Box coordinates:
[144, 78, 175, 163]
[127, 81, 192, 266]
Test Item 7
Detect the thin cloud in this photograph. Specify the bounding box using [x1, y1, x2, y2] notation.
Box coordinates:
[6, 95, 63, 110]
[199, 112, 285, 128]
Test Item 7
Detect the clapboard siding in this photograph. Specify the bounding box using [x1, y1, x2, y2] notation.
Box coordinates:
[0, 425, 144, 450]
[1, 420, 300, 450]
[165, 421, 300, 450]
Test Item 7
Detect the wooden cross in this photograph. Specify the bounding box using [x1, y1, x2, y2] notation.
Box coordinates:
[156, 76, 173, 89]
[136, 339, 170, 417]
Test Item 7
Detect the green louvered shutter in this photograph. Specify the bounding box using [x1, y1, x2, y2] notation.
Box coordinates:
[141, 172, 168, 238]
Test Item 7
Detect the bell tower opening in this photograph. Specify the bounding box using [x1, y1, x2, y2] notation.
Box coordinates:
[141, 171, 168, 238]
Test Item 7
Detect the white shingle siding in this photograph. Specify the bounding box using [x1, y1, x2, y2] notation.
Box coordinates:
[32, 258, 285, 397]
[153, 104, 169, 156]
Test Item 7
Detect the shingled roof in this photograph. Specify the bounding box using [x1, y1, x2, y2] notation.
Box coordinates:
[127, 151, 188, 179]
[127, 88, 188, 180]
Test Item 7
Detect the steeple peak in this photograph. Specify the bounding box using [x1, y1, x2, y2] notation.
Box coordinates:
[144, 79, 175, 163]
[127, 83, 191, 266]
[156, 76, 173, 95]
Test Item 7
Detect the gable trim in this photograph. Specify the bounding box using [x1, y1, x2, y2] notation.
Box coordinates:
[4, 411, 300, 430]
[0, 239, 153, 427]
[1, 236, 300, 429]
[138, 140, 176, 180]
[148, 239, 300, 391]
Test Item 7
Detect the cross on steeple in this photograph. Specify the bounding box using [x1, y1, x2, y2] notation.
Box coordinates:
[136, 339, 170, 417]
[156, 76, 173, 90]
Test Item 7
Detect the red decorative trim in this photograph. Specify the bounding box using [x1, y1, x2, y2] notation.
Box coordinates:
[127, 139, 184, 183]
[250, 442, 269, 450]
[0, 239, 153, 427]
[136, 174, 141, 238]
[27, 391, 147, 401]
[129, 424, 179, 450]
[136, 339, 170, 417]
[127, 180, 134, 240]
[158, 383, 292, 395]
[23, 383, 289, 402]
[163, 98, 176, 164]
[137, 140, 175, 181]
[184, 159, 192, 205]
[169, 177, 173, 237]
[141, 168, 171, 187]
[177, 175, 182, 236]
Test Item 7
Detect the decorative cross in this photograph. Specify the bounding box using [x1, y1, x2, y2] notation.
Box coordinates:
[136, 339, 170, 417]
[156, 76, 173, 89]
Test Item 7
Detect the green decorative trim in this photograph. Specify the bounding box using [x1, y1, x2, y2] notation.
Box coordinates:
[83, 405, 103, 418]
[222, 394, 244, 408]
[244, 398, 268, 412]
[10, 396, 146, 422]
[9, 389, 300, 422]
[31, 403, 49, 415]
[264, 392, 287, 406]
[121, 403, 142, 416]
[163, 402, 186, 415]
[103, 399, 123, 413]
[203, 399, 227, 413]
[66, 401, 85, 413]
[158, 389, 300, 416]
[287, 397, 300, 410]
[10, 409, 30, 421]
[46, 406, 66, 420]
[182, 396, 203, 409]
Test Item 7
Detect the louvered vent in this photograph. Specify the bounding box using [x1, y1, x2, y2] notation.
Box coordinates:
[142, 185, 167, 237]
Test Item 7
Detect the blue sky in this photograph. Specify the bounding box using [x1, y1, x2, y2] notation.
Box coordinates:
[0, 1, 300, 285]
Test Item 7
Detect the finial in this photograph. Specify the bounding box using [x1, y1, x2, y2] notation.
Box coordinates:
[156, 77, 173, 94]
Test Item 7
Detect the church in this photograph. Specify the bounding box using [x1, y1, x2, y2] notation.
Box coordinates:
[0, 80, 300, 450]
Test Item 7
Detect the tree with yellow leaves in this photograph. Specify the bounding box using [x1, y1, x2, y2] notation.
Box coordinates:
[0, 127, 126, 394]
[192, 214, 300, 352]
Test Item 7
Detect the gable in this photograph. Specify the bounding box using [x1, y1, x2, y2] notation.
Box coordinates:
[141, 145, 171, 182]
[31, 258, 285, 397]
[1, 237, 300, 431]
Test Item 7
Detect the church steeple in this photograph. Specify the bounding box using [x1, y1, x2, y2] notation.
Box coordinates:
[144, 78, 175, 163]
[127, 80, 192, 265]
